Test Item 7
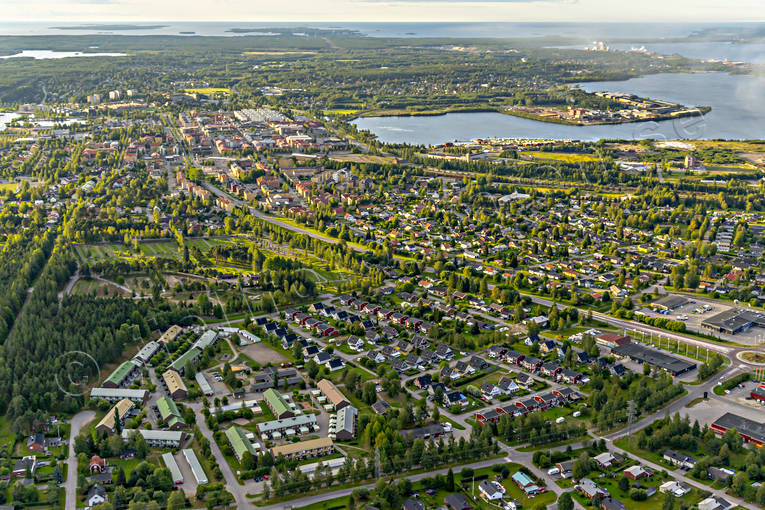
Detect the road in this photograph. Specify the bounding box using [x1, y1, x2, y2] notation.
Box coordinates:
[189, 402, 257, 508]
[65, 410, 96, 510]
[201, 181, 372, 254]
[254, 453, 583, 510]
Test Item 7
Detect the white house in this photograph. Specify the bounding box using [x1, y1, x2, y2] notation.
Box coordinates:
[659, 481, 690, 498]
[87, 485, 108, 507]
[478, 480, 505, 501]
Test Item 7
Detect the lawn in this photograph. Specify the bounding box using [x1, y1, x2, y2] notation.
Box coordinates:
[527, 151, 600, 163]
[614, 436, 687, 469]
[293, 494, 351, 510]
[463, 463, 557, 509]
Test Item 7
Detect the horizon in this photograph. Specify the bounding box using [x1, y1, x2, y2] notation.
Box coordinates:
[3, 1, 765, 24]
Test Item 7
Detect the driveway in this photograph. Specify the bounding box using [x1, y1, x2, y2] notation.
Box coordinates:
[65, 410, 96, 510]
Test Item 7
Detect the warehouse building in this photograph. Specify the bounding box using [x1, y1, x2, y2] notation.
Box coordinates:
[611, 343, 696, 376]
[651, 295, 689, 311]
[711, 412, 765, 447]
[701, 308, 765, 335]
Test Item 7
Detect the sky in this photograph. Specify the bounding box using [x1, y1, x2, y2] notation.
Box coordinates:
[3, 0, 764, 23]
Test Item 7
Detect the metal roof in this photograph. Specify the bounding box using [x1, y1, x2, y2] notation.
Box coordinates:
[162, 453, 183, 484]
[182, 448, 208, 484]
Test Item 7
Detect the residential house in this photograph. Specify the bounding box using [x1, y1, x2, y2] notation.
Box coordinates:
[87, 485, 108, 507]
[497, 376, 520, 395]
[444, 493, 473, 510]
[579, 478, 608, 500]
[663, 450, 698, 470]
[594, 452, 617, 469]
[478, 480, 505, 501]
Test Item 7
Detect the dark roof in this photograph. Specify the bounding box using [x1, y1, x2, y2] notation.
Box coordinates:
[712, 412, 765, 443]
[601, 498, 627, 510]
[611, 343, 696, 375]
[444, 493, 472, 510]
[402, 499, 425, 510]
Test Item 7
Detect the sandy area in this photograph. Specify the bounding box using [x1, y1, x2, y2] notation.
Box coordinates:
[240, 343, 287, 365]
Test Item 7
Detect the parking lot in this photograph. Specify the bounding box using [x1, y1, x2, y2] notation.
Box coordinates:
[641, 295, 765, 345]
[716, 379, 765, 410]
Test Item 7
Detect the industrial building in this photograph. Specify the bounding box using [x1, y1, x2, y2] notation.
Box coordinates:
[611, 343, 696, 376]
[711, 412, 765, 447]
[701, 308, 765, 335]
[651, 295, 689, 311]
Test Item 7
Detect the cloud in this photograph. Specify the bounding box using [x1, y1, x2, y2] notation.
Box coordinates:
[357, 0, 575, 2]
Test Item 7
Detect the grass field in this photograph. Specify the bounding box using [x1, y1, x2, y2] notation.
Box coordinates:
[526, 151, 601, 163]
[184, 88, 232, 94]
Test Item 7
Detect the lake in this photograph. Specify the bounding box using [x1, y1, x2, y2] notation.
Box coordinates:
[0, 50, 127, 60]
[352, 72, 765, 144]
[0, 21, 762, 40]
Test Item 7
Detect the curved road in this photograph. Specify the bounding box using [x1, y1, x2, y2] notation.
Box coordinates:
[65, 410, 96, 510]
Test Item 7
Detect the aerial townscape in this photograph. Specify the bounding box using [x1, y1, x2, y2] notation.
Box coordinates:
[0, 8, 764, 510]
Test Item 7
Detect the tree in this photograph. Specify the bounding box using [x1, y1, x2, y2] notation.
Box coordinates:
[557, 492, 574, 510]
[572, 452, 591, 480]
[74, 434, 90, 455]
[618, 476, 630, 492]
[134, 432, 148, 459]
[241, 451, 256, 471]
[446, 468, 454, 491]
[113, 408, 122, 435]
[167, 490, 186, 510]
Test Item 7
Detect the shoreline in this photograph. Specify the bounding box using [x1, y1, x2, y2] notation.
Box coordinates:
[351, 105, 712, 127]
